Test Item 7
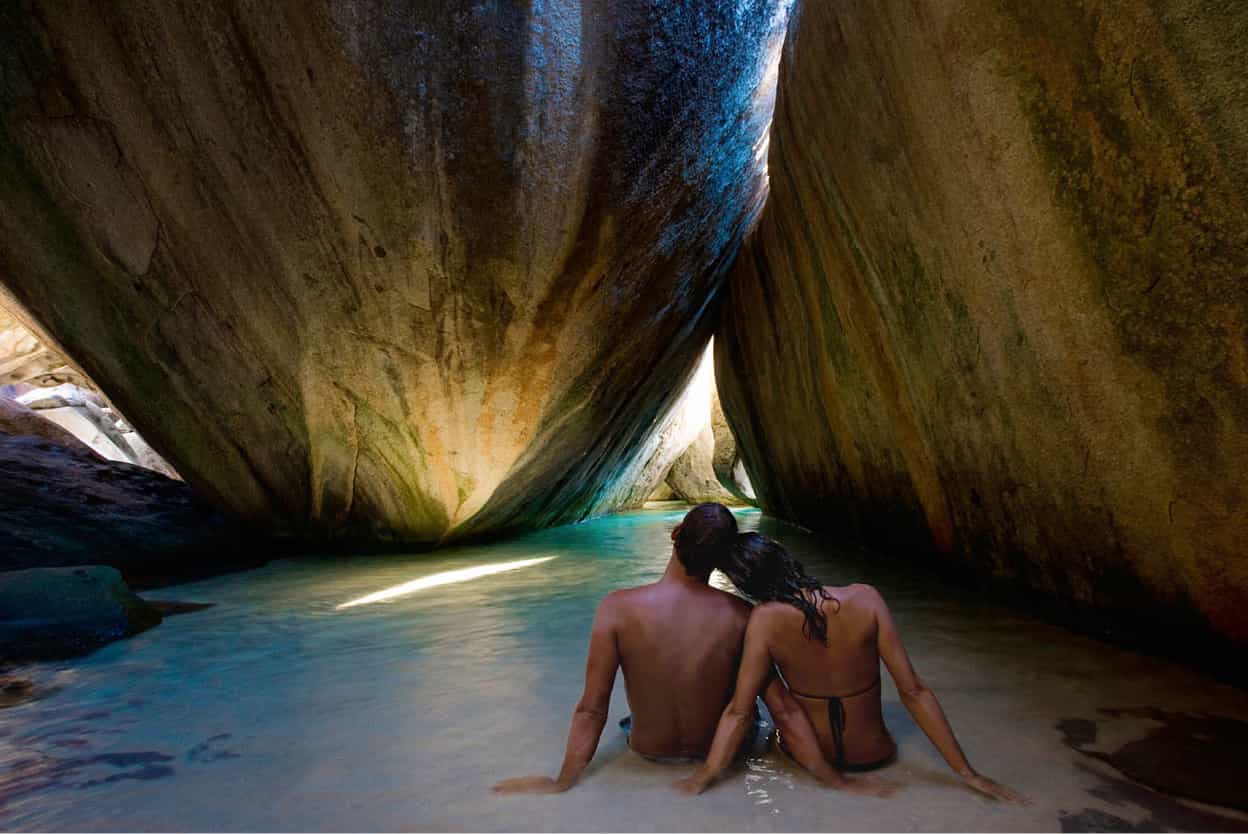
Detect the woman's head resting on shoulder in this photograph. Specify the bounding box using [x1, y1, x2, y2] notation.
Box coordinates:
[722, 532, 838, 643]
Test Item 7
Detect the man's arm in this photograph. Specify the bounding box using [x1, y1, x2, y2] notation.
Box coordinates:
[494, 597, 621, 794]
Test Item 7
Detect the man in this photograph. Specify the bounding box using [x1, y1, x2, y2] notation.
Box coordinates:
[493, 503, 885, 795]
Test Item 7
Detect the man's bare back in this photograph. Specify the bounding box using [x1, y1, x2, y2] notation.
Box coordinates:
[601, 570, 750, 757]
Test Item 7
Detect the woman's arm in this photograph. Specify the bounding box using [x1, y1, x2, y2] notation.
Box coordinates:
[872, 588, 1027, 803]
[493, 597, 620, 794]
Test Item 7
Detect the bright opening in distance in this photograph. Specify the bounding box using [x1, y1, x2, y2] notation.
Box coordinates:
[335, 556, 556, 609]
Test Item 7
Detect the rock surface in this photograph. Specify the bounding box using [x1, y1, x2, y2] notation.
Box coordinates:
[709, 390, 756, 505]
[0, 293, 82, 389]
[12, 382, 181, 478]
[0, 0, 788, 544]
[648, 345, 741, 507]
[0, 396, 93, 453]
[2, 296, 178, 476]
[0, 432, 258, 583]
[0, 565, 161, 662]
[718, 0, 1248, 643]
[665, 423, 737, 505]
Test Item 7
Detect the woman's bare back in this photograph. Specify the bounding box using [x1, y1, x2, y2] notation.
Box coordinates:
[761, 584, 897, 768]
[690, 532, 1028, 803]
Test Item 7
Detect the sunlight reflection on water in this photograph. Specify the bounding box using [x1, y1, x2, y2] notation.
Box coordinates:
[335, 556, 557, 609]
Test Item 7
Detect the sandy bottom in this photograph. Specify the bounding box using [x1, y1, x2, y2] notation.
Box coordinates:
[3, 507, 1246, 831]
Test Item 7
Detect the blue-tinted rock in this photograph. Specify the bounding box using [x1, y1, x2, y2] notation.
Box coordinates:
[0, 565, 161, 661]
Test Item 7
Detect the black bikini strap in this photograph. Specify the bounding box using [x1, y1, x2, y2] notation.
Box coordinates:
[789, 676, 881, 701]
[827, 697, 847, 771]
[840, 676, 882, 699]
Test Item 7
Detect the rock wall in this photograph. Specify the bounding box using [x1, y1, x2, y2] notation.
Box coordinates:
[0, 396, 90, 452]
[709, 389, 756, 505]
[1, 294, 178, 476]
[665, 423, 735, 505]
[601, 345, 727, 511]
[718, 0, 1248, 643]
[0, 289, 85, 389]
[650, 343, 739, 507]
[0, 0, 788, 544]
[664, 363, 754, 506]
[0, 431, 254, 583]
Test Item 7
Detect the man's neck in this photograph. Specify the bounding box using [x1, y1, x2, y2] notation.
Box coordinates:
[660, 552, 710, 587]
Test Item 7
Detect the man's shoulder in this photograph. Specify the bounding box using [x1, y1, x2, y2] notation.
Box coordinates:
[598, 583, 654, 612]
[711, 586, 752, 616]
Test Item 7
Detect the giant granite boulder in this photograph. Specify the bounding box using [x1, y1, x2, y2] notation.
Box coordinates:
[718, 0, 1248, 644]
[0, 0, 788, 545]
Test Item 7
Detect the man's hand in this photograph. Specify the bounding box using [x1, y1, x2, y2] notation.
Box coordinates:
[671, 770, 712, 796]
[492, 776, 567, 795]
[962, 771, 1029, 804]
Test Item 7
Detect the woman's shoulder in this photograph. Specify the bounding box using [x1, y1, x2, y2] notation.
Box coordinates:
[748, 599, 793, 616]
[835, 583, 887, 610]
[746, 599, 799, 625]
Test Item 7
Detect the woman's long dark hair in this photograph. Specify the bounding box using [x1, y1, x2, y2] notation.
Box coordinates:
[722, 532, 838, 643]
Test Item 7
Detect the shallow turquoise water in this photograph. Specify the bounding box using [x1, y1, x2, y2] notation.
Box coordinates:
[3, 507, 1247, 831]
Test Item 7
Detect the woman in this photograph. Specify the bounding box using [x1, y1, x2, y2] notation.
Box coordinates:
[673, 533, 1026, 801]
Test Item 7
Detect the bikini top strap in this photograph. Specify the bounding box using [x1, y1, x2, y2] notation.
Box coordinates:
[788, 675, 881, 701]
[840, 675, 882, 699]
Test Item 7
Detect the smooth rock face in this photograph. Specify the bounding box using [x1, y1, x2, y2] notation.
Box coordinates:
[0, 432, 254, 582]
[718, 1, 1248, 643]
[665, 423, 737, 505]
[0, 0, 786, 544]
[0, 565, 161, 662]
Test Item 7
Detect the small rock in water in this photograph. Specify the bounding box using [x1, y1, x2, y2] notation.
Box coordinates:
[0, 565, 162, 663]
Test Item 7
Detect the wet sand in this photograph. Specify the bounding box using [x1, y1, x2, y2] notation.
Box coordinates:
[2, 508, 1246, 831]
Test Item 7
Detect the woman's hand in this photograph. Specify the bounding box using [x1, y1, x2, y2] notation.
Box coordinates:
[671, 768, 713, 796]
[492, 775, 567, 795]
[962, 771, 1029, 804]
